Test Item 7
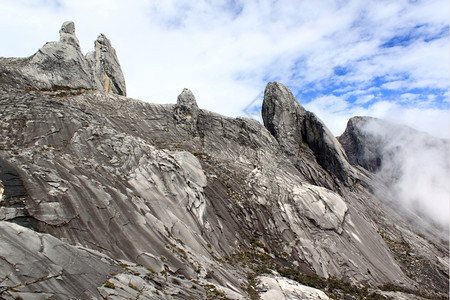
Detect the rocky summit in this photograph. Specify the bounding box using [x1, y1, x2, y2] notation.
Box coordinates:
[0, 22, 448, 300]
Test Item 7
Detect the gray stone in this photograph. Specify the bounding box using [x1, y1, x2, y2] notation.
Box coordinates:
[0, 221, 119, 299]
[86, 33, 127, 96]
[59, 20, 80, 48]
[0, 21, 125, 96]
[0, 25, 448, 300]
[257, 275, 330, 300]
[262, 81, 352, 186]
[173, 88, 199, 133]
[60, 20, 75, 34]
[338, 116, 384, 172]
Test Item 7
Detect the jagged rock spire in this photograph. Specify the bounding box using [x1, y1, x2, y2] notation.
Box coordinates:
[174, 88, 199, 133]
[0, 21, 126, 96]
[177, 88, 198, 110]
[59, 21, 80, 48]
[262, 82, 351, 184]
[86, 33, 127, 96]
[262, 82, 305, 156]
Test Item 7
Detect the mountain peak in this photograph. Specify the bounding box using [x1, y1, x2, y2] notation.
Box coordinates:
[1, 23, 448, 300]
[0, 21, 126, 96]
[262, 81, 351, 185]
[59, 21, 80, 48]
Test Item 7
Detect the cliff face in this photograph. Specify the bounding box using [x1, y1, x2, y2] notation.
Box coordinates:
[262, 81, 352, 187]
[0, 22, 448, 300]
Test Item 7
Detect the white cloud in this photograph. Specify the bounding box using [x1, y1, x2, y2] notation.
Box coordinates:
[361, 118, 450, 226]
[354, 94, 375, 105]
[304, 95, 449, 139]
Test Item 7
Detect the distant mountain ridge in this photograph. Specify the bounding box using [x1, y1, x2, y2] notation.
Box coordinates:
[0, 22, 448, 300]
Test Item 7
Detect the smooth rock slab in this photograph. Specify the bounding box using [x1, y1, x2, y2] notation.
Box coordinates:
[0, 221, 119, 299]
[292, 183, 347, 233]
[257, 275, 330, 300]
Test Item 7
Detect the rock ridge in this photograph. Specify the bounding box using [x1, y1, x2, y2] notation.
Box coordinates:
[0, 23, 448, 300]
[0, 21, 126, 96]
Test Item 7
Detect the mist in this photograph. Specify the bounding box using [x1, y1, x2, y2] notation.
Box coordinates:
[361, 118, 450, 227]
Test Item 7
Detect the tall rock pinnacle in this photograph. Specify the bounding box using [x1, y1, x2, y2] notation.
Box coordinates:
[262, 82, 305, 156]
[59, 21, 80, 48]
[174, 88, 199, 133]
[86, 34, 127, 96]
[262, 82, 351, 184]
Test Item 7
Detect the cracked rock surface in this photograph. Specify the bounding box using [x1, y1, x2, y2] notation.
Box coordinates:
[0, 221, 119, 299]
[0, 21, 125, 96]
[257, 275, 330, 300]
[262, 81, 353, 187]
[0, 22, 448, 300]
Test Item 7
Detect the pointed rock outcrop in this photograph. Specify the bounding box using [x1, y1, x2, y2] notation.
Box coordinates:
[1, 23, 449, 300]
[338, 116, 383, 172]
[262, 82, 305, 156]
[0, 21, 125, 96]
[174, 88, 199, 133]
[0, 21, 97, 91]
[59, 21, 80, 48]
[86, 34, 126, 96]
[262, 82, 351, 184]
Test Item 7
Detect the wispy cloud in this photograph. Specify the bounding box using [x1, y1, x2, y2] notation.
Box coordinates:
[0, 0, 448, 138]
[360, 118, 450, 226]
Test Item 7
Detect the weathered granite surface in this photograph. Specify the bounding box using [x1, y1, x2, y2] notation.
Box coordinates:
[86, 33, 127, 96]
[262, 82, 353, 187]
[257, 275, 330, 300]
[0, 21, 125, 96]
[0, 221, 118, 299]
[0, 22, 448, 300]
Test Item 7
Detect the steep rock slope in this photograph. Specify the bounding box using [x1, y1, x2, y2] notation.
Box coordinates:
[338, 116, 384, 172]
[0, 23, 448, 299]
[0, 221, 119, 299]
[339, 116, 450, 266]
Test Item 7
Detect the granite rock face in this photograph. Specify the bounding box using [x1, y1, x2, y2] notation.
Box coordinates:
[86, 33, 127, 96]
[0, 221, 119, 299]
[0, 23, 448, 300]
[0, 221, 233, 300]
[59, 20, 80, 48]
[0, 21, 125, 96]
[173, 88, 200, 133]
[262, 82, 352, 187]
[338, 116, 385, 172]
[257, 275, 330, 300]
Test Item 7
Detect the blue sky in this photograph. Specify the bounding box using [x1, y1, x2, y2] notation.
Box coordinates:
[0, 0, 448, 138]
